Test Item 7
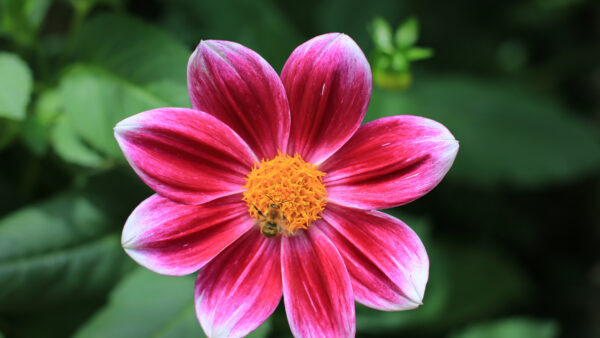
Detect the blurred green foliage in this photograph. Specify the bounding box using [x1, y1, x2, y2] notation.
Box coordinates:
[450, 317, 559, 338]
[367, 76, 600, 187]
[74, 268, 202, 338]
[74, 268, 272, 338]
[0, 0, 52, 46]
[0, 53, 31, 120]
[369, 16, 433, 90]
[0, 0, 598, 337]
[355, 212, 533, 335]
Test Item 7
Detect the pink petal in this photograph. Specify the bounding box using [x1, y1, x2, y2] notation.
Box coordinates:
[188, 40, 290, 160]
[321, 115, 459, 209]
[282, 227, 355, 338]
[281, 33, 372, 164]
[114, 108, 257, 205]
[195, 229, 282, 338]
[122, 194, 252, 276]
[320, 204, 428, 311]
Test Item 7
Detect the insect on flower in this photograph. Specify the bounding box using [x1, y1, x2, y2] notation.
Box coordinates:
[115, 32, 458, 338]
[254, 196, 294, 238]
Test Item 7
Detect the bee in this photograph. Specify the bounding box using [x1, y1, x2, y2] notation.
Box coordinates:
[253, 196, 292, 238]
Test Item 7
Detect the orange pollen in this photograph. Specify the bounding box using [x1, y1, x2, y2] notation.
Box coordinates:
[242, 152, 327, 236]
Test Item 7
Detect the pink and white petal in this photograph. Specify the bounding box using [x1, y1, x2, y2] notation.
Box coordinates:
[122, 193, 252, 276]
[281, 33, 372, 164]
[282, 227, 355, 338]
[321, 115, 459, 210]
[195, 229, 282, 338]
[115, 108, 257, 205]
[319, 203, 428, 311]
[188, 40, 290, 160]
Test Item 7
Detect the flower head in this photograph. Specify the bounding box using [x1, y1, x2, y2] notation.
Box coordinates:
[115, 33, 458, 338]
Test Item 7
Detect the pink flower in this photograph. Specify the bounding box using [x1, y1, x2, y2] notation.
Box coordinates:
[114, 33, 458, 338]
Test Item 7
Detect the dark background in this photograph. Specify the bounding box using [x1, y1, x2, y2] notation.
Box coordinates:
[0, 0, 598, 337]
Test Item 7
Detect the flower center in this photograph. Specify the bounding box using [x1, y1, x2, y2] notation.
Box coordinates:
[243, 152, 327, 237]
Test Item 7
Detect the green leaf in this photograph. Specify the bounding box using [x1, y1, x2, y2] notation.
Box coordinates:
[52, 115, 106, 167]
[21, 89, 62, 156]
[451, 317, 559, 338]
[405, 47, 434, 61]
[75, 268, 272, 338]
[0, 52, 33, 120]
[395, 16, 419, 48]
[367, 74, 600, 187]
[0, 0, 52, 45]
[58, 65, 169, 160]
[74, 268, 202, 338]
[145, 80, 191, 108]
[356, 240, 531, 334]
[21, 0, 52, 29]
[0, 189, 134, 312]
[151, 305, 203, 338]
[3, 302, 104, 338]
[21, 114, 49, 156]
[51, 13, 192, 167]
[74, 13, 189, 87]
[246, 320, 272, 338]
[370, 17, 394, 53]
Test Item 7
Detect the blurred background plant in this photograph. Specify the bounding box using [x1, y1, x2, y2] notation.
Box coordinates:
[0, 0, 598, 337]
[369, 16, 433, 90]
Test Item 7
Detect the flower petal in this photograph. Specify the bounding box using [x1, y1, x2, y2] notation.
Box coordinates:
[282, 227, 355, 338]
[320, 203, 428, 310]
[122, 194, 252, 276]
[195, 229, 282, 338]
[188, 40, 290, 160]
[281, 33, 372, 164]
[115, 107, 257, 205]
[321, 115, 458, 209]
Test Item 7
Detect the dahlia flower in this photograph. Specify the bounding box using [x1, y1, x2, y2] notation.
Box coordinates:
[115, 33, 458, 338]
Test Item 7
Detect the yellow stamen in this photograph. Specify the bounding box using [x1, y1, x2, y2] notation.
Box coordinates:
[243, 152, 327, 236]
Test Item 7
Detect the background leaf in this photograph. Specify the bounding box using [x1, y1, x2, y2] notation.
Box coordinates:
[0, 1, 597, 337]
[50, 13, 192, 167]
[21, 0, 52, 29]
[451, 317, 559, 338]
[370, 17, 394, 53]
[74, 13, 189, 87]
[395, 16, 419, 48]
[405, 47, 433, 61]
[0, 0, 52, 45]
[58, 65, 170, 160]
[161, 0, 302, 70]
[0, 53, 32, 120]
[21, 89, 62, 156]
[74, 268, 202, 338]
[51, 115, 106, 167]
[75, 268, 272, 338]
[367, 74, 600, 187]
[0, 172, 147, 313]
[356, 237, 532, 335]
